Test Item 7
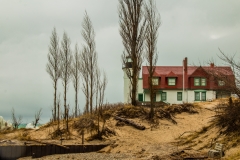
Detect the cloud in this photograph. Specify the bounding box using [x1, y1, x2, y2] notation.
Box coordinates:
[1, 0, 240, 123]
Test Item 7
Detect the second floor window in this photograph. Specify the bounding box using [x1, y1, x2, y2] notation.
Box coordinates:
[152, 77, 159, 85]
[218, 80, 225, 86]
[168, 78, 176, 86]
[194, 78, 206, 86]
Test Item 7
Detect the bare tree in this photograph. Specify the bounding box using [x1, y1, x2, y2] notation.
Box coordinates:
[98, 71, 107, 108]
[57, 94, 61, 131]
[71, 44, 81, 117]
[46, 28, 61, 121]
[11, 108, 22, 129]
[80, 47, 90, 113]
[119, 0, 147, 106]
[208, 49, 240, 98]
[96, 70, 108, 137]
[60, 32, 72, 119]
[144, 0, 161, 119]
[32, 108, 42, 128]
[81, 11, 97, 114]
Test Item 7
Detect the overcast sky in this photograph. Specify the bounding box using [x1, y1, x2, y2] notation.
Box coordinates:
[1, 0, 240, 123]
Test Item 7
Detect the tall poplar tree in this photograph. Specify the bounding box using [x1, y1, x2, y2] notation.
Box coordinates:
[46, 28, 61, 121]
[119, 0, 146, 106]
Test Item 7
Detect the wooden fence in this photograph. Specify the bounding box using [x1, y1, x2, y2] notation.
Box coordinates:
[0, 144, 108, 160]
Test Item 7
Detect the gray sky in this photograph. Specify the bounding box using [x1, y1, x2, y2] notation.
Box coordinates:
[1, 0, 240, 123]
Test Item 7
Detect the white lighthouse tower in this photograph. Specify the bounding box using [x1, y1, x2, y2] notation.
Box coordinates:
[122, 56, 132, 103]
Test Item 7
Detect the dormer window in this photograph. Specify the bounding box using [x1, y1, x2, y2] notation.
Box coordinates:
[152, 77, 159, 85]
[201, 78, 206, 86]
[168, 78, 176, 86]
[218, 80, 225, 86]
[194, 78, 206, 86]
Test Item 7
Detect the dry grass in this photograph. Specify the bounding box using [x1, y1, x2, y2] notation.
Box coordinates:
[226, 150, 240, 160]
[212, 98, 240, 135]
[18, 131, 32, 141]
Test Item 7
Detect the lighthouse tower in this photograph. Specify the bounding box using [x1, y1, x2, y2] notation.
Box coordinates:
[122, 56, 132, 103]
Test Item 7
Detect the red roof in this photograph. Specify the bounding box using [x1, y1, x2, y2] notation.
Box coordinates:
[142, 66, 233, 76]
[142, 65, 234, 90]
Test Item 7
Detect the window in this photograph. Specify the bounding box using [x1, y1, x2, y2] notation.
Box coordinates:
[195, 92, 206, 101]
[194, 78, 200, 86]
[161, 92, 167, 101]
[201, 92, 206, 101]
[194, 78, 206, 86]
[152, 78, 159, 85]
[201, 78, 206, 86]
[218, 80, 225, 86]
[195, 92, 200, 101]
[177, 92, 182, 101]
[168, 78, 176, 86]
[138, 94, 143, 102]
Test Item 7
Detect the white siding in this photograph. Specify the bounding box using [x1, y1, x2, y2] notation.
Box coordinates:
[162, 90, 183, 104]
[145, 93, 150, 101]
[123, 68, 142, 103]
[143, 93, 162, 102]
[123, 68, 131, 103]
[206, 90, 216, 101]
[186, 90, 195, 103]
[137, 79, 143, 94]
[124, 73, 218, 104]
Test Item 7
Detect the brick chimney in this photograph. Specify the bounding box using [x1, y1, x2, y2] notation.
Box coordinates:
[210, 63, 214, 68]
[183, 57, 188, 73]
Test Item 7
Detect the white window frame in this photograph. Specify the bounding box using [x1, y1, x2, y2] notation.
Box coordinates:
[168, 78, 176, 86]
[152, 77, 159, 85]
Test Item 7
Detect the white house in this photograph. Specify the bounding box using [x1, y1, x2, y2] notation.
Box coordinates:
[123, 57, 235, 104]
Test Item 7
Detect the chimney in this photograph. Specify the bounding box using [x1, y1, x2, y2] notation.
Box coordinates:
[183, 57, 188, 73]
[210, 63, 214, 68]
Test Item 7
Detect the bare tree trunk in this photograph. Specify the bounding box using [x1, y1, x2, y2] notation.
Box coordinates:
[32, 108, 42, 128]
[95, 68, 100, 136]
[80, 46, 90, 113]
[97, 71, 108, 137]
[119, 0, 146, 106]
[46, 28, 61, 121]
[53, 81, 57, 120]
[144, 0, 161, 119]
[60, 32, 72, 120]
[71, 44, 81, 118]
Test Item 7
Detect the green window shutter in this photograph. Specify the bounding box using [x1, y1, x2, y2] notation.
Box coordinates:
[138, 94, 143, 102]
[195, 92, 200, 101]
[201, 92, 206, 101]
[168, 78, 176, 86]
[161, 92, 167, 101]
[177, 92, 182, 101]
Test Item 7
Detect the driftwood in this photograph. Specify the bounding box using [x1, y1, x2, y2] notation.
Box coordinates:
[114, 116, 145, 130]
